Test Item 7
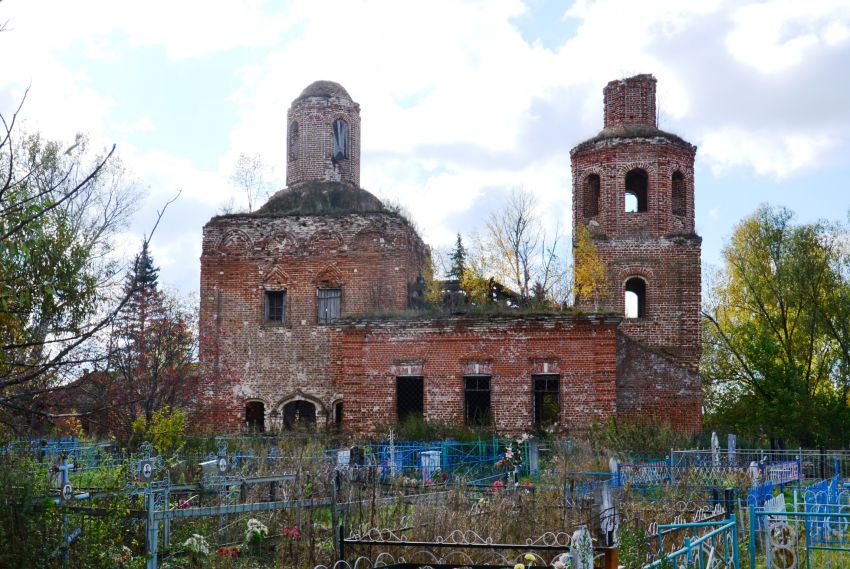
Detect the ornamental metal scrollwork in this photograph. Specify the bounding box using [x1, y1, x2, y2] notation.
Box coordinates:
[768, 519, 798, 569]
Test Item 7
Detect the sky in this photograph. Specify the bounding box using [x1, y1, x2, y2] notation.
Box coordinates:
[1, 0, 849, 298]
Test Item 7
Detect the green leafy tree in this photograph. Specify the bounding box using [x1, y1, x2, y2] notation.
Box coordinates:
[0, 119, 139, 432]
[702, 205, 850, 446]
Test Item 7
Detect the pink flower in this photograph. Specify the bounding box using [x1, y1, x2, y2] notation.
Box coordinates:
[491, 480, 504, 493]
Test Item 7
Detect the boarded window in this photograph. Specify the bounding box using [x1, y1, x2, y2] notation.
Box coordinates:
[625, 169, 648, 213]
[396, 376, 424, 422]
[333, 119, 349, 161]
[288, 121, 299, 161]
[625, 277, 646, 318]
[245, 401, 265, 432]
[533, 374, 560, 427]
[264, 290, 286, 324]
[672, 171, 686, 216]
[317, 288, 341, 325]
[283, 400, 316, 430]
[584, 174, 600, 218]
[464, 375, 492, 426]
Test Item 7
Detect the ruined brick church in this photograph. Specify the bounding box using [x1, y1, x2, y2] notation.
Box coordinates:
[198, 74, 702, 435]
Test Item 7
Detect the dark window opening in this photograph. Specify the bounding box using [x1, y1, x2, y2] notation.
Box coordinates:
[584, 174, 600, 218]
[464, 375, 492, 426]
[396, 376, 424, 422]
[672, 171, 686, 216]
[288, 121, 299, 161]
[245, 401, 265, 433]
[625, 169, 648, 213]
[625, 277, 647, 318]
[264, 290, 286, 324]
[333, 119, 349, 161]
[317, 288, 341, 325]
[533, 374, 560, 427]
[334, 402, 343, 428]
[283, 400, 316, 430]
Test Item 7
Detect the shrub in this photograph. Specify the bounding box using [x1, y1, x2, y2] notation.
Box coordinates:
[132, 406, 187, 455]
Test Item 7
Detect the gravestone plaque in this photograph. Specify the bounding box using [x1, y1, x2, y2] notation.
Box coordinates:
[140, 459, 154, 482]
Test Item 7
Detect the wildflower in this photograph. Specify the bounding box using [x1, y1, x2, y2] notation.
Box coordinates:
[183, 534, 210, 556]
[552, 561, 566, 569]
[492, 480, 504, 493]
[514, 564, 525, 569]
[524, 553, 536, 562]
[245, 518, 268, 543]
[523, 481, 533, 487]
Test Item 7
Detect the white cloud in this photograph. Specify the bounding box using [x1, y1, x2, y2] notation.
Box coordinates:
[3, 0, 850, 296]
[725, 0, 850, 73]
[700, 128, 837, 178]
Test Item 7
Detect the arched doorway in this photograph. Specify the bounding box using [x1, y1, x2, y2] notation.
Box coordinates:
[245, 401, 265, 433]
[282, 400, 317, 430]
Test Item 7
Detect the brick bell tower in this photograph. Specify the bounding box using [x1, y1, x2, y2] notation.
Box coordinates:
[571, 74, 701, 370]
[286, 80, 361, 187]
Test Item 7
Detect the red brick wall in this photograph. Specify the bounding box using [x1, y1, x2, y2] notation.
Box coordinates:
[603, 74, 657, 129]
[572, 74, 702, 430]
[287, 93, 361, 187]
[616, 332, 702, 433]
[338, 314, 621, 436]
[198, 211, 427, 431]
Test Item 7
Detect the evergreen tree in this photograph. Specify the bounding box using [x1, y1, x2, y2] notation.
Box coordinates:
[448, 233, 466, 281]
[107, 243, 196, 438]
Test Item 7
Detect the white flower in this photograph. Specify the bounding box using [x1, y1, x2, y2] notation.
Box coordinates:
[183, 534, 209, 556]
[245, 518, 269, 542]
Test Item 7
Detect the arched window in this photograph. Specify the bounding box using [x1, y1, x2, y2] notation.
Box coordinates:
[625, 169, 648, 213]
[283, 400, 317, 430]
[672, 171, 686, 216]
[333, 119, 349, 161]
[245, 401, 265, 433]
[288, 121, 299, 161]
[624, 277, 646, 318]
[583, 174, 600, 218]
[334, 401, 343, 429]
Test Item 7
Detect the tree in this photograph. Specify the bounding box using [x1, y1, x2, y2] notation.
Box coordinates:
[448, 233, 466, 281]
[0, 113, 140, 432]
[573, 224, 607, 310]
[480, 188, 570, 305]
[104, 244, 197, 438]
[230, 152, 272, 213]
[702, 205, 850, 446]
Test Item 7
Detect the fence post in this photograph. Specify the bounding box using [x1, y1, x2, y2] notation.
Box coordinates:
[332, 471, 340, 559]
[669, 449, 675, 484]
[725, 488, 735, 519]
[748, 502, 756, 569]
[731, 514, 740, 569]
[146, 490, 158, 569]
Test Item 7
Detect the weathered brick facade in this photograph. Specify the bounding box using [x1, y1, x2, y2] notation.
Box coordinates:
[572, 74, 702, 427]
[198, 76, 703, 435]
[339, 314, 621, 436]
